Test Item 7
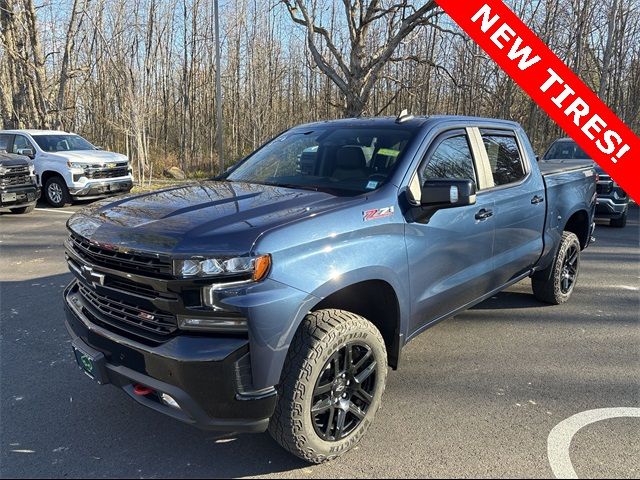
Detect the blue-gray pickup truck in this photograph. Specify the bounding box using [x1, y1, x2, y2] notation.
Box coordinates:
[63, 115, 596, 462]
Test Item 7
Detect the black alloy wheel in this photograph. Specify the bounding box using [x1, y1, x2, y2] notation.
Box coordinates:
[560, 244, 579, 294]
[311, 342, 377, 441]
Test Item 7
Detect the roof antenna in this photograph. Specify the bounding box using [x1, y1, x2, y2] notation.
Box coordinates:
[395, 109, 414, 123]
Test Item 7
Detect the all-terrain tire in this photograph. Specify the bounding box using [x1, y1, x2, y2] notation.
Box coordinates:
[532, 231, 581, 305]
[268, 309, 388, 464]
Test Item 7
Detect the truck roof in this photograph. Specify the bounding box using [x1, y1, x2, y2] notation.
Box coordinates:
[0, 129, 70, 135]
[292, 115, 521, 130]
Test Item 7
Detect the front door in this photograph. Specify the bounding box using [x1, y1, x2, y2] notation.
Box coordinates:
[405, 129, 495, 335]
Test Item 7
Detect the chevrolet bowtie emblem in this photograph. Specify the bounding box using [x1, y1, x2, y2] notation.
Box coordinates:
[81, 265, 105, 287]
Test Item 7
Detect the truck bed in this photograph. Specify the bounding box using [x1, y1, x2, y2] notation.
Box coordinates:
[538, 159, 594, 176]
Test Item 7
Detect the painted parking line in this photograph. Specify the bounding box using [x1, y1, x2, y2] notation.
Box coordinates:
[35, 208, 77, 214]
[547, 407, 640, 479]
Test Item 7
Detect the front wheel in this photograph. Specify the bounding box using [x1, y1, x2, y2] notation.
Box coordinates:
[269, 309, 388, 463]
[532, 231, 581, 304]
[44, 176, 71, 207]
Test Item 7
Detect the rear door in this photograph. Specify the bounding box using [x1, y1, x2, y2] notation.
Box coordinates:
[478, 129, 546, 287]
[405, 129, 496, 334]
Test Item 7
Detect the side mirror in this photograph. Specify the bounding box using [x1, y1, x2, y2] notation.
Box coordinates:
[17, 148, 35, 158]
[421, 179, 476, 208]
[536, 155, 540, 162]
[95, 146, 104, 150]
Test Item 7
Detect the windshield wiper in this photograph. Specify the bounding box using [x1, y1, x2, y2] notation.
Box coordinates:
[264, 182, 320, 192]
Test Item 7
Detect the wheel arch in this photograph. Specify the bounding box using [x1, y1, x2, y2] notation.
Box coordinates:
[40, 169, 66, 187]
[562, 209, 590, 249]
[310, 279, 403, 370]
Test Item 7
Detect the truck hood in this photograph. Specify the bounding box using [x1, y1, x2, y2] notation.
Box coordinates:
[0, 153, 30, 167]
[45, 150, 127, 164]
[67, 181, 351, 255]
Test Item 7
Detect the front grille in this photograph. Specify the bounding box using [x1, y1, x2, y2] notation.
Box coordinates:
[78, 283, 177, 338]
[104, 275, 159, 298]
[1, 165, 32, 187]
[6, 165, 29, 174]
[69, 232, 173, 278]
[0, 174, 31, 187]
[85, 166, 129, 179]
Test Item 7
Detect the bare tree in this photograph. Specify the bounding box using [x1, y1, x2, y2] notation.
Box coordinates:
[1, 0, 638, 176]
[282, 0, 440, 116]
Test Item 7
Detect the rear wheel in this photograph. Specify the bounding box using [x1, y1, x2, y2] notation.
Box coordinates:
[44, 176, 71, 207]
[269, 309, 388, 463]
[532, 231, 581, 304]
[10, 205, 35, 214]
[610, 211, 627, 228]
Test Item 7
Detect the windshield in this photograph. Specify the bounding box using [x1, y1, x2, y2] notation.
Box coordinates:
[226, 126, 417, 195]
[32, 134, 96, 152]
[544, 140, 589, 160]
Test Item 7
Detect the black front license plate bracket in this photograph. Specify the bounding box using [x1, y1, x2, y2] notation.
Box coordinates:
[72, 339, 110, 385]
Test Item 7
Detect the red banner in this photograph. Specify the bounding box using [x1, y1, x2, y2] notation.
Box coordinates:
[435, 0, 639, 202]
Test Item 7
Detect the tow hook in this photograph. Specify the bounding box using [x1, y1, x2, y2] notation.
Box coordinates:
[133, 384, 155, 396]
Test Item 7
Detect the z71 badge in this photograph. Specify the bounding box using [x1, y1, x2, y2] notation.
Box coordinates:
[363, 206, 394, 221]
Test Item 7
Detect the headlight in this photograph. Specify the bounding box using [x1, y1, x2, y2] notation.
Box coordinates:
[29, 164, 35, 176]
[67, 161, 91, 171]
[174, 254, 271, 281]
[0, 165, 9, 175]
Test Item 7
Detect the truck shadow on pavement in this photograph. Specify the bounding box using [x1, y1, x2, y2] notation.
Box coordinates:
[471, 290, 550, 310]
[0, 272, 308, 478]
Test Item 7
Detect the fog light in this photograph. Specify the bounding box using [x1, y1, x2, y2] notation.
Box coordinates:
[160, 393, 180, 410]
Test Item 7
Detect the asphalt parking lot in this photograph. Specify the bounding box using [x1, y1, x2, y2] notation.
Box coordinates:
[1, 200, 638, 478]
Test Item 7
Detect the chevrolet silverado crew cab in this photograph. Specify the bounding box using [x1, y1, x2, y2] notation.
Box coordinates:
[542, 137, 630, 227]
[0, 130, 133, 208]
[0, 152, 40, 213]
[63, 116, 596, 463]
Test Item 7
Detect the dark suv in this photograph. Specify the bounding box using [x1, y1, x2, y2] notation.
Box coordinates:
[0, 152, 40, 214]
[542, 138, 629, 227]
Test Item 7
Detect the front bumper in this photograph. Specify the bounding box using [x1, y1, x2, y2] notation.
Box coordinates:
[0, 184, 40, 208]
[596, 196, 629, 219]
[64, 281, 277, 432]
[69, 178, 133, 200]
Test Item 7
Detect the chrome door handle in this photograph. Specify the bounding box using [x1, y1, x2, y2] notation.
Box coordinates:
[475, 208, 494, 220]
[531, 195, 545, 204]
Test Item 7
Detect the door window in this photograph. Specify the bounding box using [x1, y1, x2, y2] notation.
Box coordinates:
[12, 135, 34, 154]
[482, 135, 526, 186]
[420, 134, 477, 186]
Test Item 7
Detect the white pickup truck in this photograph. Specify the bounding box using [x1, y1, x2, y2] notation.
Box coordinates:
[0, 130, 133, 207]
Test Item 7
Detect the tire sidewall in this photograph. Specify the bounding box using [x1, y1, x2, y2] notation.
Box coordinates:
[297, 323, 387, 460]
[552, 233, 581, 302]
[45, 177, 69, 207]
